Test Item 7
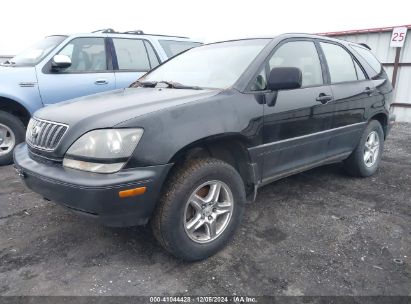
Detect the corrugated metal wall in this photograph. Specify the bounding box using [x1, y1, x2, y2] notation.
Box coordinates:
[335, 31, 411, 122]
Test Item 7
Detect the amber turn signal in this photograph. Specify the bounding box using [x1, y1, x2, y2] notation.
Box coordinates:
[118, 187, 147, 198]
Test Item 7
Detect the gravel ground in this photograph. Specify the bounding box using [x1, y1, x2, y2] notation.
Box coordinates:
[0, 123, 410, 296]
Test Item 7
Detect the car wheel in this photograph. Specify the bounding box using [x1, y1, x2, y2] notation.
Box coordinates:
[343, 120, 384, 177]
[0, 111, 26, 166]
[151, 157, 246, 261]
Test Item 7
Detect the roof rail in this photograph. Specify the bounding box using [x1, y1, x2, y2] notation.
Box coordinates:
[123, 30, 144, 35]
[91, 28, 189, 39]
[92, 28, 116, 33]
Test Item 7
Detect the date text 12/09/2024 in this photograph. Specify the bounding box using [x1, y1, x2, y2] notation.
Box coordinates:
[149, 296, 258, 303]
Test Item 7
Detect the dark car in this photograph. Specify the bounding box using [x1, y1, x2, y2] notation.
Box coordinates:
[14, 34, 395, 261]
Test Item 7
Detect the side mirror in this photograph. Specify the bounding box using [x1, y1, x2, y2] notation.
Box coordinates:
[267, 67, 302, 91]
[51, 55, 71, 71]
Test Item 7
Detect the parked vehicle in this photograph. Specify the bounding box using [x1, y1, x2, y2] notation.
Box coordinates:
[14, 34, 395, 261]
[0, 29, 201, 165]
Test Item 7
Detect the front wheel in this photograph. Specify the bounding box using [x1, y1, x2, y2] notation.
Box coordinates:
[343, 120, 384, 177]
[0, 111, 26, 166]
[151, 158, 246, 261]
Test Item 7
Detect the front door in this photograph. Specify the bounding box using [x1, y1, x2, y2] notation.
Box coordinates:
[250, 40, 335, 183]
[37, 37, 116, 106]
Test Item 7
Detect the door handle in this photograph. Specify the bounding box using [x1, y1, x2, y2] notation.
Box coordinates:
[95, 79, 109, 85]
[316, 93, 333, 104]
[363, 87, 375, 95]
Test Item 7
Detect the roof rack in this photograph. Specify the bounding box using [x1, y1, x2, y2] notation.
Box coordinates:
[91, 28, 189, 39]
[92, 28, 116, 33]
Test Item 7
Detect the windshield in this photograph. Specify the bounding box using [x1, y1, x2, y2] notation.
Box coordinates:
[159, 40, 202, 57]
[8, 36, 67, 66]
[142, 39, 270, 89]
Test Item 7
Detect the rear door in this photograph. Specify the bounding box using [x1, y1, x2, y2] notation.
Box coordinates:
[251, 39, 335, 182]
[318, 41, 371, 156]
[37, 37, 116, 105]
[111, 38, 160, 88]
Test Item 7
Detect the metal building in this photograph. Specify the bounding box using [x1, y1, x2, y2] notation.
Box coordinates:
[320, 25, 411, 122]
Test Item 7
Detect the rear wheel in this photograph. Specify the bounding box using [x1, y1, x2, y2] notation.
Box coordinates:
[0, 111, 26, 166]
[151, 158, 246, 261]
[343, 120, 384, 177]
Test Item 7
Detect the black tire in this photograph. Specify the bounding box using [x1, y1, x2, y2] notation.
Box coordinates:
[151, 157, 246, 261]
[343, 120, 384, 177]
[0, 111, 26, 166]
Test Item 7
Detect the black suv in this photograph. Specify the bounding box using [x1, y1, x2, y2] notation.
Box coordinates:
[14, 34, 395, 261]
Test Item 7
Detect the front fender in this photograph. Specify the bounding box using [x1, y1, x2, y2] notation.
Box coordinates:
[0, 66, 43, 114]
[117, 90, 264, 166]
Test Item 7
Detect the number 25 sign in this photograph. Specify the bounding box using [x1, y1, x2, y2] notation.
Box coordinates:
[390, 27, 408, 48]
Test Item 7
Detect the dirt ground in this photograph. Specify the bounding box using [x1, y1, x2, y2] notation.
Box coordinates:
[0, 124, 410, 296]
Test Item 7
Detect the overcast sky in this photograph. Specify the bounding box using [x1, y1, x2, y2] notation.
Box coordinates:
[1, 0, 410, 55]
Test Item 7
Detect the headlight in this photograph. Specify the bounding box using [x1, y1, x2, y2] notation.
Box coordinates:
[63, 128, 143, 173]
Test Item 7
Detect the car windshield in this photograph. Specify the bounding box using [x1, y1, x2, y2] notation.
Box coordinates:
[142, 39, 270, 89]
[159, 40, 202, 57]
[7, 36, 67, 66]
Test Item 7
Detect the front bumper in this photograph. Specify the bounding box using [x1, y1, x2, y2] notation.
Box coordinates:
[13, 144, 172, 227]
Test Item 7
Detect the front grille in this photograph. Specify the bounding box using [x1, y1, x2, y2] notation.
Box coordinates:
[26, 118, 68, 151]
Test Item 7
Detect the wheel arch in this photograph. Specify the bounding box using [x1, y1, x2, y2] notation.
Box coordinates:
[168, 133, 258, 200]
[0, 96, 31, 126]
[369, 112, 388, 139]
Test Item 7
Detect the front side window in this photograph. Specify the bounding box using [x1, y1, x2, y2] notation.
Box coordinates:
[320, 42, 357, 83]
[113, 38, 150, 70]
[7, 36, 66, 66]
[269, 41, 323, 87]
[58, 37, 107, 72]
[159, 40, 202, 57]
[142, 39, 270, 89]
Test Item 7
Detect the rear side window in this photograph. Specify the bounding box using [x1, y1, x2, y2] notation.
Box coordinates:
[320, 42, 357, 83]
[144, 41, 160, 68]
[113, 38, 150, 71]
[350, 44, 382, 74]
[269, 41, 323, 87]
[159, 40, 202, 57]
[354, 60, 366, 80]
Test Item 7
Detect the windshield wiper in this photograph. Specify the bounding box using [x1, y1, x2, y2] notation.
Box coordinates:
[157, 81, 203, 90]
[129, 80, 203, 90]
[129, 80, 158, 88]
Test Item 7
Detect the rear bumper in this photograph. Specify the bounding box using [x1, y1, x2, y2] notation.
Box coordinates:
[13, 144, 172, 227]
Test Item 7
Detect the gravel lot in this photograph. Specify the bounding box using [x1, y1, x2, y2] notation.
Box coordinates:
[0, 124, 410, 296]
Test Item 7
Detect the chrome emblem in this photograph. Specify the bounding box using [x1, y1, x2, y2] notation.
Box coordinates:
[31, 125, 41, 139]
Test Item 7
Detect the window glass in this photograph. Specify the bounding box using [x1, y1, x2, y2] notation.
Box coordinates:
[354, 60, 366, 80]
[350, 45, 381, 74]
[58, 38, 107, 72]
[159, 40, 202, 57]
[269, 41, 323, 87]
[250, 67, 267, 91]
[144, 41, 160, 68]
[9, 36, 66, 66]
[320, 42, 357, 83]
[143, 39, 270, 89]
[113, 38, 150, 70]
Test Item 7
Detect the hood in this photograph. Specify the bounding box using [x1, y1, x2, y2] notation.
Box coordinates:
[31, 87, 221, 159]
[35, 87, 221, 127]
